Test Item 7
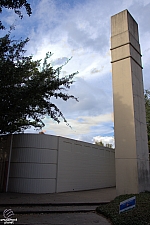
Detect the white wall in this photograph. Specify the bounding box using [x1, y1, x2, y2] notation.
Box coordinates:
[8, 134, 115, 193]
[56, 137, 115, 192]
[8, 134, 58, 193]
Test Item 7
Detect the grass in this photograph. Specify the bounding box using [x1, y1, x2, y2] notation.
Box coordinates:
[96, 192, 150, 225]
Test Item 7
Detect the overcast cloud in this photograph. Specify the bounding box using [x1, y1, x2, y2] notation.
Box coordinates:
[2, 0, 150, 145]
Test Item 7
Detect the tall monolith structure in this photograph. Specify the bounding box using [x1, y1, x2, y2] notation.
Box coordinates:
[111, 10, 149, 195]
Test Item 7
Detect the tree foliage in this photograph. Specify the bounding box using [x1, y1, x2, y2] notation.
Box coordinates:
[0, 0, 31, 15]
[105, 143, 113, 148]
[95, 141, 113, 148]
[0, 0, 78, 134]
[0, 0, 32, 29]
[0, 34, 78, 134]
[145, 90, 150, 152]
[95, 141, 104, 146]
[95, 140, 113, 148]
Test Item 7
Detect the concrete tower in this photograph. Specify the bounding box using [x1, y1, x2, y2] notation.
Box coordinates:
[111, 10, 149, 195]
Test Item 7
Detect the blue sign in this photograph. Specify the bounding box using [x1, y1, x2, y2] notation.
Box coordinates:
[119, 196, 136, 213]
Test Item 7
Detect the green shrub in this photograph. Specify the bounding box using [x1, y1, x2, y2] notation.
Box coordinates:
[96, 192, 150, 225]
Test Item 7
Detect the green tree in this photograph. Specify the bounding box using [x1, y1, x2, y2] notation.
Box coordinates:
[95, 141, 104, 146]
[0, 0, 32, 29]
[95, 141, 113, 148]
[0, 1, 78, 134]
[105, 143, 113, 148]
[145, 90, 150, 152]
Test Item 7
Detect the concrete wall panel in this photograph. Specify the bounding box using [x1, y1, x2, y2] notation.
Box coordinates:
[8, 178, 56, 193]
[8, 134, 58, 193]
[56, 137, 115, 193]
[12, 134, 58, 150]
[8, 134, 115, 193]
[11, 148, 57, 164]
[9, 163, 56, 179]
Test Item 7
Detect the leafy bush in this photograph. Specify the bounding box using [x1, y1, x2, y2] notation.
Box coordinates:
[96, 192, 150, 225]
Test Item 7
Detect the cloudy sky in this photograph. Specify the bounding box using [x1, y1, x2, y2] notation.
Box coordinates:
[2, 0, 150, 146]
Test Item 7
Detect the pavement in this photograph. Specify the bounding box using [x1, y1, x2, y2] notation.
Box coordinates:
[0, 187, 116, 225]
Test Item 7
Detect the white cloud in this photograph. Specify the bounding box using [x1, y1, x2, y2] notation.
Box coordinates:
[44, 113, 113, 136]
[24, 0, 150, 143]
[1, 0, 150, 143]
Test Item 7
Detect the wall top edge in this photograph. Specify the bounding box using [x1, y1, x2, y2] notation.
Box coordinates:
[111, 9, 136, 24]
[1, 133, 115, 151]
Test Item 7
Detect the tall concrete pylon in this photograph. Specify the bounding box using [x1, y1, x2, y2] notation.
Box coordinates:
[111, 9, 149, 195]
